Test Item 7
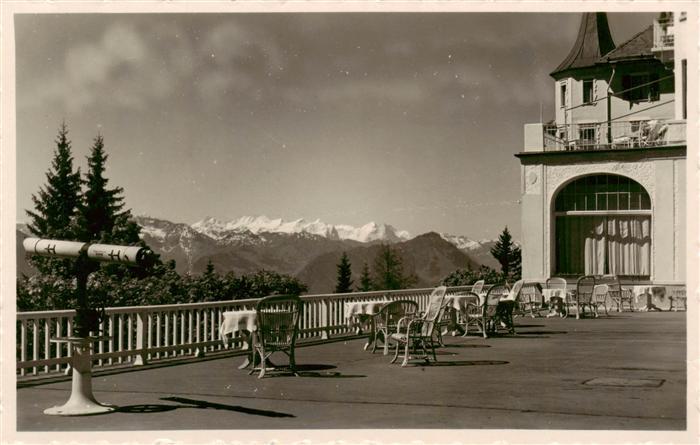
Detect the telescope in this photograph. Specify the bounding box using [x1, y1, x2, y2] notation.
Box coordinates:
[23, 237, 154, 265]
[22, 237, 155, 416]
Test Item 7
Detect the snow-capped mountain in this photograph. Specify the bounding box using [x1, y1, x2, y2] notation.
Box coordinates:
[16, 215, 509, 292]
[439, 233, 491, 251]
[191, 216, 411, 244]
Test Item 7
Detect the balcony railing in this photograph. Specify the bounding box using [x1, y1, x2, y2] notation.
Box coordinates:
[542, 119, 685, 152]
[652, 14, 675, 51]
[15, 286, 473, 379]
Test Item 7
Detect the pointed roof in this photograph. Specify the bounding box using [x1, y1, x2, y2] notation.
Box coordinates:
[551, 12, 616, 78]
[599, 26, 654, 62]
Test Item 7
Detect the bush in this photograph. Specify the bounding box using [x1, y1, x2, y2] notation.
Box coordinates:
[16, 265, 309, 311]
[441, 265, 504, 287]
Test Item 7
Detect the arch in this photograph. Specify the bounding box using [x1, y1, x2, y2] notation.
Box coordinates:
[553, 173, 651, 213]
[552, 173, 651, 277]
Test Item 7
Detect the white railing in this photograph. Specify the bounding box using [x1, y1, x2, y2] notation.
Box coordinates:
[543, 120, 685, 152]
[16, 286, 472, 379]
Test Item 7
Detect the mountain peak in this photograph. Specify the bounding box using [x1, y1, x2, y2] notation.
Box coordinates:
[189, 216, 411, 243]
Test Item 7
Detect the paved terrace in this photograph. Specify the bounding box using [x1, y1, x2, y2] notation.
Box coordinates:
[17, 312, 686, 431]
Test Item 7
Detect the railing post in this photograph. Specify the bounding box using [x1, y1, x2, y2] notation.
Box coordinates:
[133, 312, 148, 366]
[320, 299, 330, 340]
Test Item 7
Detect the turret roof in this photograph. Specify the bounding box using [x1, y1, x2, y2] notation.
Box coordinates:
[551, 12, 616, 78]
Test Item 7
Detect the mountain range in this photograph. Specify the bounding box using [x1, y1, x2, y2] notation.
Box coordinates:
[16, 216, 503, 294]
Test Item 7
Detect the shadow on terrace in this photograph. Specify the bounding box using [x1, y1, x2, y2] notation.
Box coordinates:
[16, 286, 686, 430]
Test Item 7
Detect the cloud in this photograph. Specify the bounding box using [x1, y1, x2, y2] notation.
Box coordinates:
[22, 22, 180, 112]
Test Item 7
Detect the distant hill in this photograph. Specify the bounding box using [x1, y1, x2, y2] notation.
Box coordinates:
[297, 232, 482, 293]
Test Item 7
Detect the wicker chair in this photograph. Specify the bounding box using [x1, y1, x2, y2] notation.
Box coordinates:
[669, 287, 687, 312]
[592, 283, 609, 316]
[604, 276, 634, 312]
[372, 299, 419, 355]
[518, 282, 544, 317]
[545, 277, 568, 315]
[249, 294, 302, 379]
[389, 286, 447, 366]
[471, 280, 485, 295]
[572, 276, 596, 319]
[546, 277, 568, 290]
[497, 280, 523, 334]
[467, 283, 510, 338]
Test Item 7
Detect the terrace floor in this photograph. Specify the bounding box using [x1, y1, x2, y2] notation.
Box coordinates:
[16, 312, 686, 431]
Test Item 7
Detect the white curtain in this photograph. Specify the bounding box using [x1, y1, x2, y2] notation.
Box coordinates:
[556, 215, 651, 276]
[606, 216, 651, 275]
[584, 216, 606, 275]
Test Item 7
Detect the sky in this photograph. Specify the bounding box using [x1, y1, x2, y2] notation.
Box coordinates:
[14, 11, 659, 240]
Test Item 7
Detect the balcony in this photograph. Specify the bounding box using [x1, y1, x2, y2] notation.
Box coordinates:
[13, 286, 687, 432]
[524, 119, 686, 153]
[652, 13, 675, 52]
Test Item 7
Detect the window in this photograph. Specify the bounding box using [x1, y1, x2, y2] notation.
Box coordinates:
[578, 125, 596, 148]
[555, 174, 651, 212]
[582, 79, 594, 104]
[554, 174, 651, 277]
[560, 82, 567, 108]
[621, 73, 660, 102]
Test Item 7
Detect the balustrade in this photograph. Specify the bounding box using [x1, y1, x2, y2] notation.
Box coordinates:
[16, 286, 472, 379]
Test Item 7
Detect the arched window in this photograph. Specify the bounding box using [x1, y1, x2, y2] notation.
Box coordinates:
[554, 174, 651, 277]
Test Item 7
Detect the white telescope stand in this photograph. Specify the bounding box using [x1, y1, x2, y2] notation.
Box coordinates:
[44, 336, 115, 416]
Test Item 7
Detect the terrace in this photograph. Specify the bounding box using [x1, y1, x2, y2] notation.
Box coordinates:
[524, 119, 686, 153]
[15, 287, 687, 432]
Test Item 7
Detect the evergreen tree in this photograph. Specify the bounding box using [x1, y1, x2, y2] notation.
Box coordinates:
[334, 252, 353, 293]
[25, 123, 82, 276]
[357, 261, 373, 292]
[77, 134, 141, 244]
[372, 244, 416, 290]
[490, 226, 521, 279]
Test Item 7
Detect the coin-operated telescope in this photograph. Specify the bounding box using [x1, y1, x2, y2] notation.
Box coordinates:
[23, 237, 154, 416]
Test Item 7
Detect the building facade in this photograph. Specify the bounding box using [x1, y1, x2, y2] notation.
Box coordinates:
[516, 12, 687, 285]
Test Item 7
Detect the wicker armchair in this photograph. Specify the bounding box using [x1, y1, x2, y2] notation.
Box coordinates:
[372, 299, 419, 355]
[467, 283, 510, 338]
[497, 280, 523, 333]
[518, 282, 544, 317]
[572, 276, 596, 319]
[389, 286, 447, 366]
[604, 276, 634, 312]
[471, 280, 485, 295]
[592, 283, 609, 316]
[249, 294, 302, 379]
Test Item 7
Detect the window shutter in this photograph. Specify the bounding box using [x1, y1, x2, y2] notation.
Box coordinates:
[593, 81, 598, 101]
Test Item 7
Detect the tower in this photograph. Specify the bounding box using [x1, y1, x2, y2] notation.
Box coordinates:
[516, 12, 686, 285]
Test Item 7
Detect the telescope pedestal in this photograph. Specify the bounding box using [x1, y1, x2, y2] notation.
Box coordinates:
[44, 337, 115, 416]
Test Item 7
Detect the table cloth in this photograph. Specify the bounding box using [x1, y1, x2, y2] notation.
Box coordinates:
[343, 300, 388, 324]
[344, 300, 389, 350]
[541, 288, 572, 317]
[625, 285, 670, 311]
[219, 310, 258, 343]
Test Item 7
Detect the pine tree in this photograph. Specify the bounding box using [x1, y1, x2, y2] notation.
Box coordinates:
[372, 244, 415, 290]
[490, 226, 521, 279]
[25, 123, 82, 276]
[357, 261, 373, 292]
[334, 252, 353, 293]
[77, 134, 141, 244]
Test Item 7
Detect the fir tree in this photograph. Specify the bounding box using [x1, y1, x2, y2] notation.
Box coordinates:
[25, 123, 82, 276]
[357, 261, 373, 292]
[77, 134, 141, 244]
[372, 244, 416, 290]
[334, 252, 354, 293]
[490, 226, 521, 279]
